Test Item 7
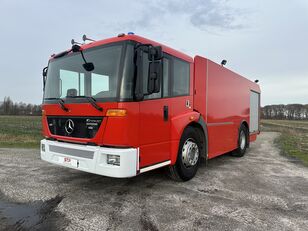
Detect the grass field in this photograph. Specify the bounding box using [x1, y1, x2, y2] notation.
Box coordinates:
[0, 116, 42, 148]
[261, 120, 308, 166]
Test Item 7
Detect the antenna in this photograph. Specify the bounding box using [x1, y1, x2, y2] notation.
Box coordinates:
[71, 39, 82, 45]
[82, 34, 96, 43]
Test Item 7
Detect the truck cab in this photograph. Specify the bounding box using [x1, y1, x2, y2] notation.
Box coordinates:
[41, 34, 196, 179]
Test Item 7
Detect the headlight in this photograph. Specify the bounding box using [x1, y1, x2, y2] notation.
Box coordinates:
[107, 154, 120, 166]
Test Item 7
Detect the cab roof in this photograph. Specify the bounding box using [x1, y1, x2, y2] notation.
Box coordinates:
[51, 34, 193, 63]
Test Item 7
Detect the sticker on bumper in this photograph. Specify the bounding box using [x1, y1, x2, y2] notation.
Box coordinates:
[58, 156, 78, 168]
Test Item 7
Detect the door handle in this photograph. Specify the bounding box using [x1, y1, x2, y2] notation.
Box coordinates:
[163, 105, 168, 121]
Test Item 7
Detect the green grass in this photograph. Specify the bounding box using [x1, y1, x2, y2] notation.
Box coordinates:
[0, 116, 42, 148]
[261, 120, 308, 166]
[262, 119, 308, 130]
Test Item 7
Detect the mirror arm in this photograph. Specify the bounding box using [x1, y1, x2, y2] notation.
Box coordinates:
[80, 50, 87, 64]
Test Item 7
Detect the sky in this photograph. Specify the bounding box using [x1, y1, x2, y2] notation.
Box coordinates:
[0, 0, 307, 106]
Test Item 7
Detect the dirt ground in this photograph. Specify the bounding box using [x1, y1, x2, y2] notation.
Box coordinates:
[0, 132, 307, 231]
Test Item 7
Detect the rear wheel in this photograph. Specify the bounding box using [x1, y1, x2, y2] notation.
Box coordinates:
[232, 124, 249, 157]
[168, 127, 202, 181]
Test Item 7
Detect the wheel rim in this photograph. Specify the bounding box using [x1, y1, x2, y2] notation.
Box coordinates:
[240, 131, 246, 150]
[182, 138, 199, 168]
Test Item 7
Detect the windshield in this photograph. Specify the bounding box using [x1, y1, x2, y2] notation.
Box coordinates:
[44, 42, 134, 102]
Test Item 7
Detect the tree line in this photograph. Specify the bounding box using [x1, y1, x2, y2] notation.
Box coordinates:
[1, 96, 307, 120]
[261, 104, 308, 120]
[0, 97, 42, 116]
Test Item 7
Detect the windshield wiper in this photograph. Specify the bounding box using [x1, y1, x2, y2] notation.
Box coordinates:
[67, 96, 103, 112]
[58, 98, 69, 112]
[45, 97, 69, 111]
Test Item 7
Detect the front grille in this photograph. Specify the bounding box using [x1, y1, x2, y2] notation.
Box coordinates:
[49, 145, 94, 159]
[47, 116, 103, 138]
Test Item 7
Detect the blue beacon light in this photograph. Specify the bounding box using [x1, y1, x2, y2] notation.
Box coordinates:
[127, 32, 135, 35]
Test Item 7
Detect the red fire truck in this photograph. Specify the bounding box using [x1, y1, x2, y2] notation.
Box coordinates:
[41, 33, 260, 181]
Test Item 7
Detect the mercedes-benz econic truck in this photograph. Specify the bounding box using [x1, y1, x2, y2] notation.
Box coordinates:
[41, 33, 260, 181]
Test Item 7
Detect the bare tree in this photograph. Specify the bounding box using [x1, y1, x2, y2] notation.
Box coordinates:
[0, 97, 41, 116]
[261, 104, 308, 120]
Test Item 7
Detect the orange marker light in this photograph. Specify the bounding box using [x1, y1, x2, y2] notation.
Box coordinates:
[106, 109, 127, 117]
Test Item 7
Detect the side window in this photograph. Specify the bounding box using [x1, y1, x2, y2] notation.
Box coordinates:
[143, 51, 161, 100]
[172, 58, 190, 96]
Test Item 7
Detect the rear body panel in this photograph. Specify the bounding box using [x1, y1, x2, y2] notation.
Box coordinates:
[194, 56, 260, 159]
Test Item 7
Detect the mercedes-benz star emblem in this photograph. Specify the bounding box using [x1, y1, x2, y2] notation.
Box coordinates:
[65, 119, 74, 135]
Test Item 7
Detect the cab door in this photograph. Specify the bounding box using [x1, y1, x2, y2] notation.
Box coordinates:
[139, 54, 171, 167]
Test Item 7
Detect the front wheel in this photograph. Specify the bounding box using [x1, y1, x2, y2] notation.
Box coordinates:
[168, 127, 202, 181]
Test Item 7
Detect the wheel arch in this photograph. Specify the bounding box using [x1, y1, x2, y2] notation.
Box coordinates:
[170, 111, 208, 165]
[186, 120, 208, 162]
[170, 112, 208, 165]
[241, 120, 249, 131]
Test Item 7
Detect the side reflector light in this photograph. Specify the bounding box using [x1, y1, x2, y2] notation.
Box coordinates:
[106, 109, 127, 117]
[107, 154, 120, 166]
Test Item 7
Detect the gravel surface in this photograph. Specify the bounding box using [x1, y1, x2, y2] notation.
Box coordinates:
[0, 132, 307, 231]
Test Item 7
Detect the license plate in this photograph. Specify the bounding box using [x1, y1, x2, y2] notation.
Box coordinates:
[59, 156, 78, 168]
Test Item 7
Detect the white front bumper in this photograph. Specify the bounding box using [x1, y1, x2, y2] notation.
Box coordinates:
[40, 139, 138, 178]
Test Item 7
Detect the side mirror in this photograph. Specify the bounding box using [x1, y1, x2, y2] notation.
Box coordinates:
[42, 67, 48, 90]
[148, 60, 162, 94]
[134, 45, 163, 100]
[83, 62, 95, 72]
[147, 46, 163, 94]
[43, 67, 48, 77]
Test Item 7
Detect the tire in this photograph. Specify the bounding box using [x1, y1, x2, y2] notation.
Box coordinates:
[168, 127, 202, 181]
[231, 124, 249, 157]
